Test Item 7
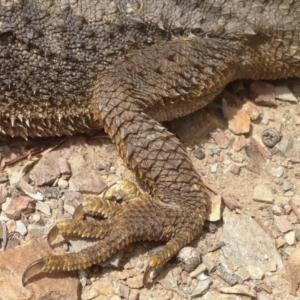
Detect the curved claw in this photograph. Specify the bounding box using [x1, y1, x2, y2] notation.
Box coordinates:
[143, 265, 153, 286]
[22, 258, 45, 286]
[73, 204, 84, 220]
[47, 225, 59, 249]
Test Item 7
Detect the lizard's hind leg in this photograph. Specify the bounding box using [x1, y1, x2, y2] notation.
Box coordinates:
[23, 36, 233, 286]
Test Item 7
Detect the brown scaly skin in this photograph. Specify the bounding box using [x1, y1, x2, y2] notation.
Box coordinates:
[1, 0, 300, 285]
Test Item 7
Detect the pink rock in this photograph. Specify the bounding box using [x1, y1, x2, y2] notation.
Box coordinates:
[274, 215, 293, 233]
[0, 184, 7, 204]
[0, 239, 79, 300]
[68, 152, 107, 194]
[59, 157, 72, 176]
[250, 81, 277, 106]
[69, 167, 107, 194]
[230, 164, 241, 175]
[4, 196, 35, 220]
[31, 151, 61, 186]
[211, 130, 230, 149]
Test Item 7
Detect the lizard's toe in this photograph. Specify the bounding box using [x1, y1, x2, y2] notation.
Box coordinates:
[47, 219, 112, 250]
[73, 204, 84, 220]
[22, 258, 45, 286]
[143, 265, 154, 286]
[47, 225, 59, 249]
[143, 231, 197, 284]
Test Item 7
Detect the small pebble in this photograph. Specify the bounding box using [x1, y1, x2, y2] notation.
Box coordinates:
[58, 178, 69, 189]
[113, 282, 130, 299]
[272, 204, 283, 215]
[276, 236, 286, 248]
[31, 213, 41, 222]
[197, 273, 208, 280]
[231, 154, 244, 163]
[283, 181, 293, 192]
[191, 278, 213, 298]
[35, 201, 51, 216]
[177, 247, 201, 272]
[204, 222, 218, 233]
[274, 215, 292, 233]
[207, 144, 221, 156]
[206, 194, 222, 222]
[15, 220, 27, 236]
[27, 224, 45, 239]
[271, 134, 300, 157]
[210, 163, 218, 173]
[232, 135, 246, 152]
[285, 231, 296, 245]
[260, 116, 269, 125]
[275, 85, 298, 102]
[64, 204, 75, 216]
[101, 250, 124, 268]
[283, 204, 292, 214]
[223, 156, 232, 165]
[253, 184, 274, 203]
[284, 191, 295, 197]
[270, 167, 284, 178]
[247, 266, 264, 280]
[6, 220, 16, 233]
[284, 246, 294, 256]
[219, 285, 256, 298]
[236, 267, 250, 281]
[223, 163, 233, 174]
[294, 227, 300, 241]
[110, 166, 116, 173]
[194, 147, 205, 160]
[240, 100, 261, 120]
[202, 255, 216, 273]
[190, 264, 207, 278]
[230, 164, 240, 175]
[216, 263, 238, 286]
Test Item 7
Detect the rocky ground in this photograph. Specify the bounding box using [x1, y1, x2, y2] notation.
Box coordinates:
[0, 78, 300, 300]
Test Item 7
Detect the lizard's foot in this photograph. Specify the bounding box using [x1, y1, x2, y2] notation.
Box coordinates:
[22, 178, 206, 286]
[22, 179, 191, 285]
